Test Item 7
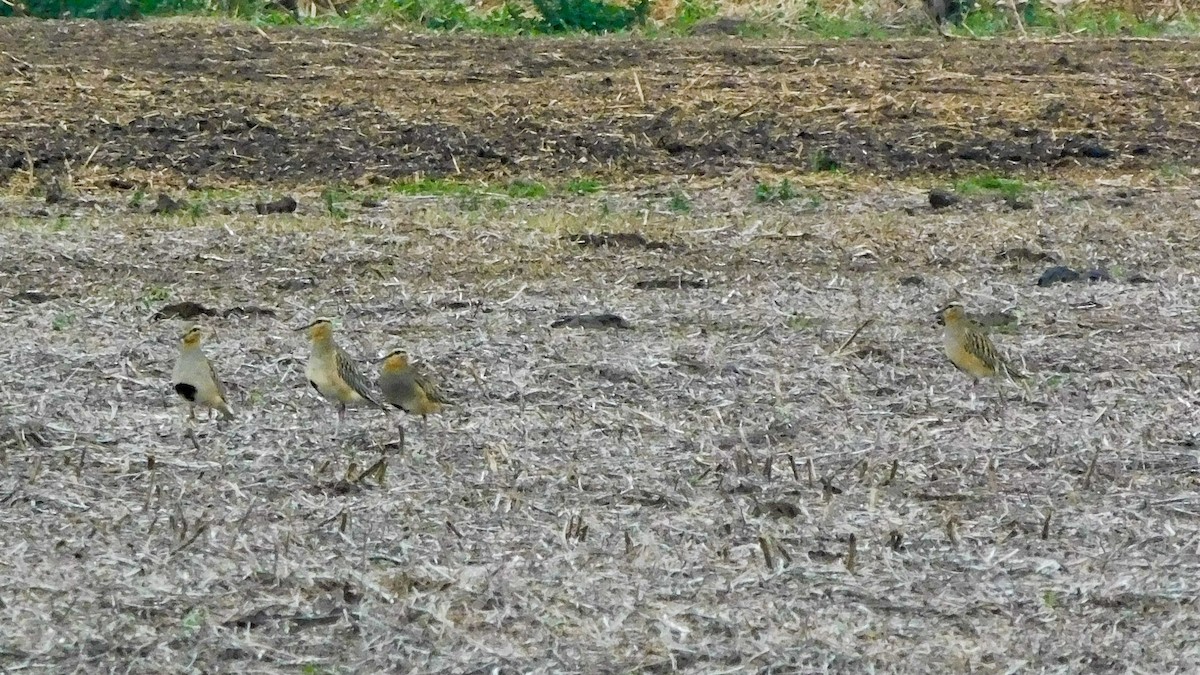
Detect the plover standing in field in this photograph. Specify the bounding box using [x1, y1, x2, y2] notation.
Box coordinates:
[172, 325, 236, 423]
[937, 302, 1026, 402]
[377, 348, 450, 450]
[297, 318, 384, 435]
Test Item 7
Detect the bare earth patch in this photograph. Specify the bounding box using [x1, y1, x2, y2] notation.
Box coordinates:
[2, 20, 1200, 188]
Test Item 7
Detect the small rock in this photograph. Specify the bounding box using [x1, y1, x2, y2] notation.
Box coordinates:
[1005, 196, 1033, 210]
[928, 188, 959, 209]
[153, 301, 216, 320]
[1078, 143, 1114, 159]
[108, 177, 136, 190]
[1084, 268, 1113, 283]
[361, 196, 384, 208]
[690, 16, 749, 36]
[633, 276, 708, 290]
[10, 290, 59, 304]
[151, 193, 185, 215]
[255, 196, 298, 215]
[277, 278, 315, 292]
[551, 313, 632, 330]
[996, 247, 1058, 264]
[42, 178, 70, 205]
[956, 146, 989, 162]
[753, 501, 800, 519]
[435, 299, 485, 310]
[807, 549, 840, 563]
[898, 274, 925, 286]
[1128, 273, 1155, 284]
[222, 306, 277, 318]
[1037, 266, 1081, 287]
[595, 365, 641, 384]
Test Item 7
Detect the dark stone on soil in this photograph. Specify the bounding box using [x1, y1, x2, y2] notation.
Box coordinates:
[956, 146, 989, 162]
[1077, 143, 1114, 159]
[898, 275, 925, 286]
[42, 178, 70, 205]
[569, 232, 670, 250]
[277, 278, 315, 291]
[223, 306, 277, 318]
[1037, 266, 1081, 287]
[928, 188, 958, 209]
[1004, 196, 1033, 210]
[1128, 273, 1155, 284]
[1084, 268, 1113, 283]
[690, 17, 750, 36]
[153, 301, 216, 320]
[753, 501, 800, 519]
[551, 313, 632, 329]
[151, 193, 185, 214]
[10, 290, 59, 303]
[255, 196, 298, 215]
[634, 276, 708, 290]
[435, 299, 485, 310]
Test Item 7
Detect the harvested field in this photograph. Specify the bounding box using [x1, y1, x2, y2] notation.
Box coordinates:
[3, 19, 1200, 674]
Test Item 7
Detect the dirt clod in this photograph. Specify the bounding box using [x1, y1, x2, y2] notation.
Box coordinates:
[633, 275, 708, 290]
[153, 301, 217, 320]
[928, 188, 959, 209]
[551, 313, 632, 329]
[569, 232, 670, 250]
[151, 193, 186, 215]
[997, 247, 1059, 264]
[9, 290, 59, 303]
[1038, 265, 1082, 286]
[255, 196, 298, 215]
[222, 306, 278, 318]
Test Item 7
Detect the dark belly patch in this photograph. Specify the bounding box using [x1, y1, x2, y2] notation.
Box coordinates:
[175, 382, 198, 402]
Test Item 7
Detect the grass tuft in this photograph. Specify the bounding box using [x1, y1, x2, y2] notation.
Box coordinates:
[954, 174, 1031, 199]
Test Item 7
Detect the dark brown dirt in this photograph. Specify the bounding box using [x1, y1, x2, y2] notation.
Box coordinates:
[2, 20, 1199, 188]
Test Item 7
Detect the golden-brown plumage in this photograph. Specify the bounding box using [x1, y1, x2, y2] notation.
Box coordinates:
[379, 349, 449, 419]
[938, 303, 1026, 381]
[172, 325, 235, 422]
[377, 349, 449, 451]
[297, 318, 383, 430]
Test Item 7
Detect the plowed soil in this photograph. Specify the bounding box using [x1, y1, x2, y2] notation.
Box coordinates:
[2, 20, 1200, 188]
